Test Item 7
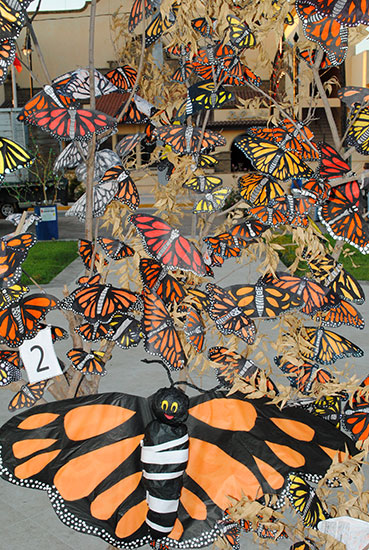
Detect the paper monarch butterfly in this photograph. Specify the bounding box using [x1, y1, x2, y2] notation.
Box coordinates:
[139, 258, 186, 305]
[0, 293, 58, 348]
[67, 348, 107, 376]
[191, 16, 216, 37]
[343, 375, 369, 441]
[346, 103, 369, 155]
[274, 356, 332, 395]
[317, 181, 369, 254]
[22, 105, 117, 142]
[116, 133, 142, 160]
[155, 125, 226, 155]
[248, 195, 315, 228]
[65, 180, 120, 222]
[129, 213, 208, 277]
[311, 395, 342, 429]
[100, 164, 140, 210]
[61, 274, 138, 325]
[7, 379, 48, 412]
[0, 0, 31, 39]
[78, 239, 108, 272]
[0, 136, 34, 179]
[52, 68, 118, 100]
[105, 65, 137, 91]
[74, 149, 121, 183]
[128, 0, 160, 31]
[296, 177, 330, 204]
[318, 142, 352, 180]
[235, 135, 313, 181]
[314, 297, 365, 329]
[75, 321, 113, 343]
[226, 15, 255, 50]
[53, 140, 87, 172]
[290, 540, 319, 550]
[206, 283, 256, 344]
[105, 312, 143, 349]
[298, 48, 335, 69]
[338, 85, 369, 107]
[208, 346, 278, 394]
[142, 287, 186, 370]
[296, 1, 348, 66]
[193, 188, 231, 214]
[0, 349, 19, 368]
[263, 271, 340, 316]
[182, 306, 204, 352]
[0, 385, 357, 547]
[229, 219, 269, 241]
[0, 38, 15, 85]
[183, 174, 223, 194]
[304, 250, 365, 305]
[145, 0, 180, 47]
[238, 173, 284, 206]
[203, 233, 246, 267]
[303, 0, 369, 27]
[97, 236, 135, 261]
[287, 474, 329, 528]
[298, 326, 364, 365]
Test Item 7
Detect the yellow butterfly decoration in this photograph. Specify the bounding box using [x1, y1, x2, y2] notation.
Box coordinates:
[193, 188, 231, 214]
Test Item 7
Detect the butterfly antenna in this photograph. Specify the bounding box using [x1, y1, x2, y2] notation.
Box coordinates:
[141, 358, 175, 386]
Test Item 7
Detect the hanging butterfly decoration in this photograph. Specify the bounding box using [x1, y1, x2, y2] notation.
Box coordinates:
[0, 232, 36, 288]
[0, 0, 32, 40]
[100, 164, 140, 210]
[0, 356, 21, 387]
[53, 141, 88, 173]
[66, 180, 119, 221]
[343, 375, 369, 442]
[248, 194, 316, 228]
[235, 135, 313, 181]
[298, 48, 336, 69]
[67, 348, 107, 376]
[203, 232, 249, 267]
[8, 380, 48, 412]
[295, 1, 348, 66]
[116, 133, 142, 160]
[97, 236, 135, 261]
[230, 219, 270, 241]
[142, 287, 186, 370]
[346, 103, 369, 155]
[0, 293, 59, 347]
[317, 180, 369, 253]
[238, 173, 284, 206]
[129, 213, 208, 277]
[140, 258, 186, 305]
[182, 306, 204, 352]
[75, 149, 121, 182]
[145, 0, 180, 47]
[75, 321, 113, 343]
[105, 65, 137, 92]
[226, 15, 255, 50]
[155, 125, 226, 155]
[314, 297, 365, 329]
[78, 239, 108, 272]
[318, 142, 352, 181]
[191, 16, 217, 37]
[287, 473, 329, 528]
[193, 187, 231, 214]
[299, 326, 364, 365]
[128, 0, 160, 31]
[0, 382, 358, 547]
[183, 174, 223, 194]
[0, 38, 15, 84]
[0, 283, 29, 310]
[167, 43, 193, 83]
[274, 356, 332, 394]
[338, 86, 369, 107]
[53, 68, 118, 100]
[105, 312, 143, 350]
[0, 136, 34, 180]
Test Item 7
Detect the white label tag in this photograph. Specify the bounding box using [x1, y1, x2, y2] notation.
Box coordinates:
[40, 207, 56, 222]
[20, 327, 63, 383]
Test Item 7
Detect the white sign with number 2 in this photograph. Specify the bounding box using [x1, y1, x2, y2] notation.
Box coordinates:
[20, 326, 63, 384]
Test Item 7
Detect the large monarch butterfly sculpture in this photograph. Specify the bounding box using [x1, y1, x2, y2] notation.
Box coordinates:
[0, 382, 358, 548]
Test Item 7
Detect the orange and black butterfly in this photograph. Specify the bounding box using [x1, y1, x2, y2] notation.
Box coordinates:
[145, 0, 180, 47]
[0, 293, 58, 347]
[225, 278, 302, 318]
[101, 164, 138, 211]
[116, 133, 142, 160]
[299, 326, 364, 365]
[314, 297, 365, 329]
[249, 195, 315, 228]
[206, 283, 256, 344]
[128, 0, 160, 31]
[142, 287, 186, 370]
[298, 48, 336, 69]
[75, 321, 113, 342]
[0, 382, 357, 546]
[343, 375, 369, 441]
[296, 1, 348, 66]
[263, 272, 340, 316]
[130, 213, 208, 277]
[0, 349, 19, 368]
[317, 181, 369, 253]
[238, 173, 284, 206]
[67, 348, 107, 376]
[275, 356, 332, 394]
[203, 233, 245, 267]
[304, 251, 365, 305]
[78, 239, 108, 272]
[105, 312, 143, 350]
[306, 0, 369, 26]
[61, 274, 138, 325]
[155, 125, 225, 155]
[120, 97, 150, 125]
[290, 541, 319, 550]
[209, 346, 278, 394]
[191, 17, 216, 37]
[297, 178, 330, 204]
[38, 323, 69, 342]
[338, 86, 369, 107]
[105, 65, 137, 91]
[97, 236, 135, 261]
[230, 219, 269, 241]
[8, 380, 48, 412]
[0, 38, 15, 85]
[0, 232, 36, 288]
[318, 142, 352, 180]
[140, 258, 186, 305]
[182, 306, 204, 352]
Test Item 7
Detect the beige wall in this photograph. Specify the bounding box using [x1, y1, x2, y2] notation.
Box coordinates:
[15, 0, 128, 88]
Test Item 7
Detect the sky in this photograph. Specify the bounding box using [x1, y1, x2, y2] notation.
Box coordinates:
[28, 0, 88, 11]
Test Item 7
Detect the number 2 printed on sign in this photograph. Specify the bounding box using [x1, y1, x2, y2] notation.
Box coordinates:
[19, 327, 63, 383]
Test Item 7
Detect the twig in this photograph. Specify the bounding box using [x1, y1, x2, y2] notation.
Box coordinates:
[116, 0, 146, 123]
[22, 268, 45, 291]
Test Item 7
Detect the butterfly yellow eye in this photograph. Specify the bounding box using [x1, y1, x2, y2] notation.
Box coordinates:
[171, 402, 178, 413]
[161, 400, 168, 411]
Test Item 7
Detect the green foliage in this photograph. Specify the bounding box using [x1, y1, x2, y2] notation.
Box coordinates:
[21, 241, 78, 285]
